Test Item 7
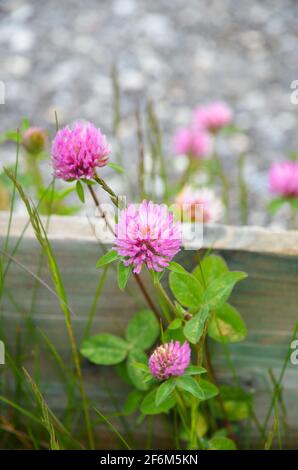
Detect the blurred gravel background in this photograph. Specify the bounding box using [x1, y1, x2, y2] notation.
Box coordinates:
[1, 0, 298, 226]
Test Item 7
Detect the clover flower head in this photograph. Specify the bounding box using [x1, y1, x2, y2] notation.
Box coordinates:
[176, 186, 224, 223]
[114, 200, 182, 274]
[173, 126, 211, 158]
[51, 121, 110, 181]
[193, 102, 232, 132]
[269, 161, 298, 198]
[149, 341, 191, 381]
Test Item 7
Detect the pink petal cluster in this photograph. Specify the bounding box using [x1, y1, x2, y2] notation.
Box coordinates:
[269, 161, 298, 197]
[176, 186, 224, 223]
[173, 126, 211, 158]
[23, 127, 48, 154]
[114, 200, 182, 274]
[51, 121, 110, 181]
[194, 102, 232, 132]
[149, 341, 191, 381]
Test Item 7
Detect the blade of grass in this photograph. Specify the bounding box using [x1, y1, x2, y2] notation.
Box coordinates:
[94, 406, 131, 450]
[22, 367, 60, 450]
[4, 168, 94, 449]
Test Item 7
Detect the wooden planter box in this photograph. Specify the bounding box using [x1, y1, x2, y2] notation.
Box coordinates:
[1, 214, 298, 448]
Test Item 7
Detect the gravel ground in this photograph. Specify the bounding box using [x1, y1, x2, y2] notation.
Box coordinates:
[1, 0, 298, 226]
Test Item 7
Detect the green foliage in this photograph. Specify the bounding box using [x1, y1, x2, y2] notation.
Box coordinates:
[108, 162, 125, 174]
[183, 306, 210, 344]
[75, 180, 85, 203]
[126, 349, 149, 391]
[203, 271, 247, 310]
[169, 270, 203, 308]
[80, 334, 129, 365]
[208, 436, 237, 450]
[208, 303, 247, 343]
[193, 255, 228, 286]
[125, 310, 159, 350]
[176, 376, 205, 400]
[140, 388, 175, 415]
[96, 250, 120, 268]
[123, 390, 143, 415]
[117, 262, 131, 291]
[155, 378, 176, 406]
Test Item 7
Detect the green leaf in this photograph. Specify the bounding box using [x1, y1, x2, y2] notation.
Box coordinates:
[164, 326, 186, 343]
[208, 303, 247, 343]
[123, 390, 143, 415]
[209, 436, 237, 450]
[184, 365, 207, 376]
[183, 305, 209, 344]
[80, 334, 128, 365]
[108, 162, 125, 174]
[267, 197, 287, 215]
[140, 388, 175, 415]
[151, 270, 164, 284]
[115, 362, 133, 385]
[167, 261, 188, 275]
[222, 400, 250, 421]
[168, 318, 183, 330]
[126, 349, 149, 391]
[169, 271, 203, 308]
[176, 376, 205, 400]
[193, 255, 228, 286]
[96, 250, 120, 268]
[199, 379, 219, 400]
[75, 180, 85, 203]
[117, 262, 131, 291]
[155, 378, 176, 406]
[203, 271, 247, 310]
[125, 310, 159, 350]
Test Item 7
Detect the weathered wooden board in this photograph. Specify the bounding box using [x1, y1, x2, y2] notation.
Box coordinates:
[0, 214, 298, 448]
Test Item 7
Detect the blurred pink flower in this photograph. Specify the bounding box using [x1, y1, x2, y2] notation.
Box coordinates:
[23, 127, 48, 154]
[172, 126, 211, 158]
[114, 200, 181, 274]
[51, 121, 110, 181]
[149, 341, 191, 381]
[269, 161, 298, 197]
[176, 186, 224, 223]
[193, 102, 232, 132]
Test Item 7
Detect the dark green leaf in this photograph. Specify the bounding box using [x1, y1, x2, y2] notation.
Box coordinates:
[155, 378, 176, 406]
[125, 310, 159, 350]
[167, 261, 188, 275]
[184, 365, 207, 376]
[117, 262, 131, 291]
[96, 250, 120, 268]
[126, 349, 149, 391]
[209, 436, 237, 450]
[203, 271, 247, 310]
[199, 379, 219, 400]
[123, 390, 143, 415]
[193, 255, 228, 286]
[168, 318, 183, 330]
[183, 306, 209, 344]
[75, 180, 85, 203]
[140, 388, 175, 415]
[176, 376, 205, 400]
[208, 303, 247, 343]
[169, 271, 203, 308]
[80, 333, 128, 365]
